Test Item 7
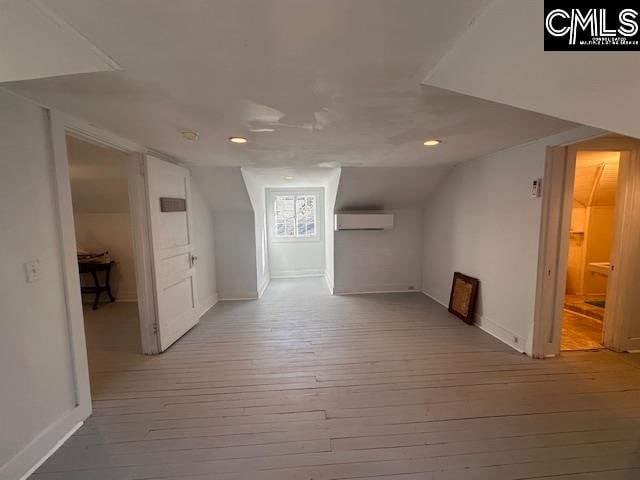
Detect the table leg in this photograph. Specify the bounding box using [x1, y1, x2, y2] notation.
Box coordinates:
[91, 270, 101, 310]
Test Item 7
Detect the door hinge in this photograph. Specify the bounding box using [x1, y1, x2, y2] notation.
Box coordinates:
[139, 162, 145, 177]
[153, 323, 158, 334]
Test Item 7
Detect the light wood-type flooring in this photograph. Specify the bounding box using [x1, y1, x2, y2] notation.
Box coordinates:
[32, 278, 640, 479]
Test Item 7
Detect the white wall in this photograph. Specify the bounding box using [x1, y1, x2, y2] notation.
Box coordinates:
[212, 211, 258, 300]
[241, 170, 270, 296]
[266, 188, 325, 278]
[421, 127, 603, 355]
[324, 170, 341, 293]
[0, 89, 84, 479]
[334, 209, 424, 294]
[190, 181, 218, 315]
[190, 167, 258, 300]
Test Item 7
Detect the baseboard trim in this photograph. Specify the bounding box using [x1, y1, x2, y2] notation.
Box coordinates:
[323, 274, 334, 295]
[257, 276, 270, 299]
[335, 288, 422, 295]
[2, 406, 87, 480]
[421, 290, 526, 354]
[474, 314, 527, 354]
[270, 272, 324, 279]
[218, 292, 259, 301]
[421, 290, 448, 308]
[198, 293, 218, 318]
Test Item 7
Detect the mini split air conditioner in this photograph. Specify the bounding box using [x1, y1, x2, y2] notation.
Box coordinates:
[334, 213, 394, 231]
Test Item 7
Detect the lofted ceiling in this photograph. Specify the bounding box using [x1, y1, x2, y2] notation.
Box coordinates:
[573, 151, 620, 208]
[424, 0, 640, 140]
[2, 0, 576, 168]
[0, 0, 118, 82]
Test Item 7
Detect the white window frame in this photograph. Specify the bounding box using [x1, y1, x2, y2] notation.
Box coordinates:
[267, 188, 323, 244]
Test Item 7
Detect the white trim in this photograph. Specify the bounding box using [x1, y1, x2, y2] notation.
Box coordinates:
[258, 275, 270, 299]
[270, 272, 325, 279]
[474, 314, 527, 354]
[1, 410, 84, 480]
[421, 292, 525, 353]
[47, 110, 93, 409]
[324, 274, 334, 295]
[129, 155, 160, 355]
[421, 291, 447, 307]
[15, 421, 83, 480]
[335, 288, 422, 295]
[198, 293, 218, 318]
[218, 292, 260, 301]
[49, 111, 160, 356]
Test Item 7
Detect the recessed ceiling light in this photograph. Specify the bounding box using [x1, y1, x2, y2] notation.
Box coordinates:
[423, 139, 441, 146]
[285, 176, 294, 180]
[180, 130, 199, 141]
[229, 136, 248, 144]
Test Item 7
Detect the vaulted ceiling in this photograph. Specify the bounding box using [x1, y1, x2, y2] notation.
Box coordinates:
[2, 0, 576, 169]
[573, 151, 620, 208]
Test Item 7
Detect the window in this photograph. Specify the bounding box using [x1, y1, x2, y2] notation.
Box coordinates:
[274, 194, 317, 238]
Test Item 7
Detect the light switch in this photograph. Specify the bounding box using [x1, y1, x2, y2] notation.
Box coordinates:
[532, 178, 542, 198]
[25, 259, 41, 283]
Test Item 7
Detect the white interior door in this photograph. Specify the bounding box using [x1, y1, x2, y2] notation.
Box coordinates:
[604, 150, 640, 352]
[146, 155, 198, 352]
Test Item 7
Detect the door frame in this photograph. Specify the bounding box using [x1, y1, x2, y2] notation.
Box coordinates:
[49, 109, 160, 363]
[532, 133, 639, 358]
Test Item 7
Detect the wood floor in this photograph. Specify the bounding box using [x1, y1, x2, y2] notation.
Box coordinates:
[32, 278, 640, 479]
[561, 310, 604, 351]
[562, 295, 605, 351]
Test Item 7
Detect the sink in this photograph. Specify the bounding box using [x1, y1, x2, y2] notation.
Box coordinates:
[588, 262, 611, 277]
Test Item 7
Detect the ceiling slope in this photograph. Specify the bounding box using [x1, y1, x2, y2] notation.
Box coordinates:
[0, 0, 118, 82]
[335, 166, 451, 210]
[3, 0, 574, 168]
[424, 0, 640, 139]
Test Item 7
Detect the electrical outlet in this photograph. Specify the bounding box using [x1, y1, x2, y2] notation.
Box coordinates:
[25, 259, 41, 283]
[513, 336, 519, 344]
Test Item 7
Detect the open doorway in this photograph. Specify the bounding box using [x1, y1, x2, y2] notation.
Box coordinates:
[66, 135, 146, 375]
[562, 151, 620, 351]
[533, 134, 640, 357]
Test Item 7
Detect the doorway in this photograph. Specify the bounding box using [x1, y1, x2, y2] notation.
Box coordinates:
[66, 135, 146, 376]
[561, 151, 620, 351]
[533, 134, 640, 357]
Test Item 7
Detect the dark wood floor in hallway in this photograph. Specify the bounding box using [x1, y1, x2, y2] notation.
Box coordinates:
[32, 278, 640, 479]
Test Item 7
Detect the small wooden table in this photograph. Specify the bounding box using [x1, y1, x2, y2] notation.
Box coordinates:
[78, 261, 116, 310]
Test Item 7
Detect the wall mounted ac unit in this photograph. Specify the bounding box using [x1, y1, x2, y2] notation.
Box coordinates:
[334, 213, 394, 231]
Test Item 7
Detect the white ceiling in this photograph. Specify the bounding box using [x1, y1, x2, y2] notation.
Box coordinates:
[3, 0, 576, 168]
[189, 167, 252, 212]
[335, 166, 451, 210]
[424, 0, 640, 140]
[0, 0, 118, 82]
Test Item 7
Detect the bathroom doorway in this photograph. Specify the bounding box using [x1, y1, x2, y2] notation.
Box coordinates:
[562, 151, 620, 351]
[533, 133, 640, 358]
